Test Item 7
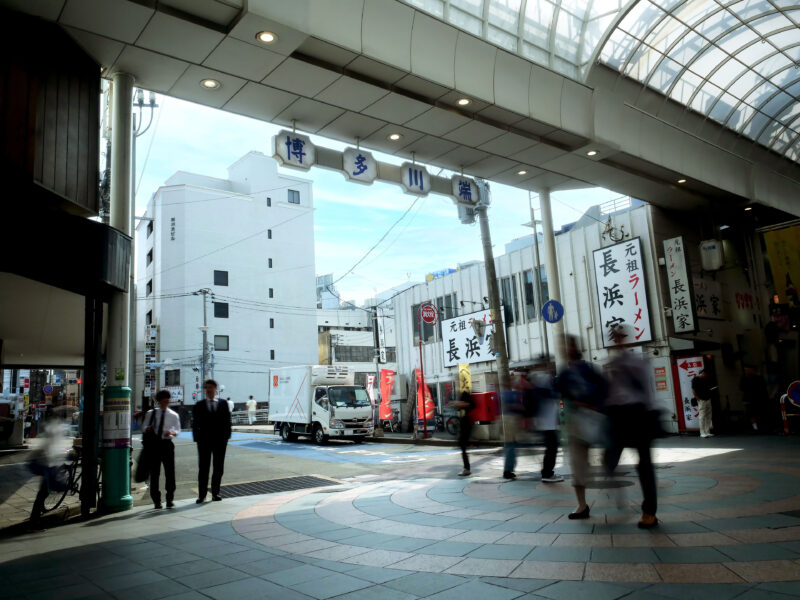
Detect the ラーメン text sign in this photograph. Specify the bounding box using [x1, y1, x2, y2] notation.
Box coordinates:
[592, 237, 652, 347]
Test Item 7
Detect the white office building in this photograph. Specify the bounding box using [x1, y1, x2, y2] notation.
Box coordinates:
[135, 152, 317, 410]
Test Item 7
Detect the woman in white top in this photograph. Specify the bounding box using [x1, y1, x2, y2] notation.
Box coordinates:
[143, 390, 180, 509]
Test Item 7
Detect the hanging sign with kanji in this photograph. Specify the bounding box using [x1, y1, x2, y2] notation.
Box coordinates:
[441, 307, 505, 367]
[592, 237, 652, 347]
[663, 236, 696, 333]
[342, 147, 377, 184]
[273, 130, 316, 170]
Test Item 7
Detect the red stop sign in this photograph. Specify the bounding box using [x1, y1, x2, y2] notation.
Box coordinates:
[421, 303, 438, 324]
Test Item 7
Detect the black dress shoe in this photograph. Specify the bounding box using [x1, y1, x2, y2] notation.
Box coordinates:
[502, 471, 516, 480]
[568, 506, 590, 520]
[212, 495, 222, 501]
[166, 501, 175, 508]
[196, 497, 205, 504]
[154, 503, 163, 509]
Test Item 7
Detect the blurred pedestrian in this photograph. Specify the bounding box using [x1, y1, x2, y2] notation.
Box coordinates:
[556, 336, 608, 519]
[528, 370, 563, 482]
[193, 379, 232, 503]
[246, 395, 257, 425]
[604, 325, 660, 529]
[452, 390, 475, 476]
[28, 400, 70, 527]
[226, 397, 234, 413]
[143, 390, 180, 509]
[501, 375, 524, 480]
[740, 366, 768, 433]
[691, 369, 715, 438]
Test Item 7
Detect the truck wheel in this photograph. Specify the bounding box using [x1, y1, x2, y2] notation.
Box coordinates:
[313, 425, 328, 445]
[281, 423, 297, 442]
[353, 436, 365, 444]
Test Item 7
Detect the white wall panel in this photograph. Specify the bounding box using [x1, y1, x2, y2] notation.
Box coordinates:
[410, 12, 458, 89]
[494, 51, 532, 116]
[362, 0, 414, 71]
[529, 65, 563, 128]
[454, 33, 497, 104]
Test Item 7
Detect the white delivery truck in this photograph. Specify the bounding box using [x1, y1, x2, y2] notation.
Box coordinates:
[269, 365, 374, 444]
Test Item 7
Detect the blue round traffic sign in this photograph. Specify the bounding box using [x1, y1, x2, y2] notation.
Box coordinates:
[43, 385, 53, 394]
[542, 300, 564, 324]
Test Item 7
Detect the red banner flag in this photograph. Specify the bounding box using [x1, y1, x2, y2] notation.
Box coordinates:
[415, 369, 436, 420]
[379, 369, 395, 420]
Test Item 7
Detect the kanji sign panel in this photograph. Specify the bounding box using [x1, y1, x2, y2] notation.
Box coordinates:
[694, 278, 724, 320]
[451, 175, 479, 205]
[592, 238, 652, 347]
[441, 307, 504, 367]
[164, 385, 184, 404]
[663, 236, 696, 333]
[342, 147, 377, 184]
[420, 303, 438, 324]
[400, 162, 430, 195]
[676, 356, 704, 431]
[273, 130, 316, 170]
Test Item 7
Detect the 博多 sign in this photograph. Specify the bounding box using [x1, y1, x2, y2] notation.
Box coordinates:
[441, 307, 505, 367]
[273, 130, 316, 170]
[592, 237, 652, 347]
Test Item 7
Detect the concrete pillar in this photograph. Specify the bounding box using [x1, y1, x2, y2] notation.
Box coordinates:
[539, 189, 568, 372]
[107, 72, 134, 386]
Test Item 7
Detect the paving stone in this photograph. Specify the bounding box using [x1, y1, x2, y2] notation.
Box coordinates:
[755, 581, 800, 596]
[445, 557, 521, 576]
[92, 570, 169, 593]
[389, 554, 466, 573]
[480, 577, 557, 593]
[467, 544, 531, 560]
[232, 555, 306, 576]
[584, 563, 660, 583]
[590, 547, 659, 563]
[611, 533, 676, 547]
[526, 546, 591, 562]
[644, 583, 753, 599]
[716, 543, 800, 562]
[654, 563, 744, 584]
[290, 572, 372, 599]
[204, 576, 314, 600]
[345, 566, 410, 584]
[725, 560, 800, 583]
[384, 572, 470, 597]
[336, 584, 420, 600]
[173, 567, 250, 590]
[654, 546, 731, 563]
[112, 579, 193, 600]
[532, 580, 635, 600]
[509, 560, 584, 581]
[425, 579, 525, 600]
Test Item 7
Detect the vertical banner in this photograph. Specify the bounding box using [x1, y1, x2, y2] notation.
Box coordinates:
[675, 356, 704, 432]
[458, 363, 472, 393]
[663, 236, 696, 333]
[366, 374, 375, 404]
[415, 369, 435, 420]
[379, 369, 395, 420]
[592, 238, 652, 347]
[763, 225, 800, 308]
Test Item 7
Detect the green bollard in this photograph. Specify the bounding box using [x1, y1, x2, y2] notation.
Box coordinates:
[102, 386, 134, 512]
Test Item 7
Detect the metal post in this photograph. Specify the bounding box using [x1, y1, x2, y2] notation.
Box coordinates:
[200, 289, 209, 388]
[372, 306, 382, 431]
[474, 181, 510, 390]
[81, 295, 102, 516]
[529, 193, 549, 361]
[539, 188, 567, 372]
[418, 304, 427, 438]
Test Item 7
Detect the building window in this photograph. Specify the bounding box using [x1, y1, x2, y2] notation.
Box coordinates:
[213, 270, 228, 286]
[146, 221, 153, 237]
[268, 229, 272, 239]
[411, 302, 435, 344]
[266, 197, 271, 207]
[269, 318, 274, 328]
[334, 346, 374, 362]
[165, 369, 180, 386]
[146, 280, 153, 296]
[146, 249, 153, 266]
[385, 347, 397, 362]
[499, 276, 519, 325]
[523, 270, 536, 321]
[268, 258, 273, 268]
[288, 189, 300, 204]
[436, 293, 458, 321]
[538, 265, 549, 307]
[270, 349, 275, 360]
[146, 310, 152, 325]
[214, 302, 229, 318]
[269, 288, 274, 298]
[214, 335, 229, 351]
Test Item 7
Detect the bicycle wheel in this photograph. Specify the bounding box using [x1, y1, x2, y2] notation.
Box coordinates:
[445, 418, 458, 436]
[41, 465, 70, 513]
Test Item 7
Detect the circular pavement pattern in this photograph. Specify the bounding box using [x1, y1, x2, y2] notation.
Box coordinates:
[233, 453, 800, 586]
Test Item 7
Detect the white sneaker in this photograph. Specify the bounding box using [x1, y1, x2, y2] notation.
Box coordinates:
[700, 434, 709, 438]
[707, 433, 715, 437]
[542, 474, 564, 483]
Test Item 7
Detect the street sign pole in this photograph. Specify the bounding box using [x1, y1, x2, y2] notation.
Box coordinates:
[418, 303, 438, 439]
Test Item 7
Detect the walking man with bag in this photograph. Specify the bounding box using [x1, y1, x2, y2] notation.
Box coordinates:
[193, 379, 231, 503]
[692, 369, 715, 438]
[143, 390, 180, 509]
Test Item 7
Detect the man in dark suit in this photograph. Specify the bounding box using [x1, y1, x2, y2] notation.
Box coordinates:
[192, 379, 231, 503]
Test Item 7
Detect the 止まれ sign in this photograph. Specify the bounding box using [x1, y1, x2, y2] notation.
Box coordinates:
[441, 307, 505, 367]
[663, 236, 696, 333]
[592, 237, 652, 347]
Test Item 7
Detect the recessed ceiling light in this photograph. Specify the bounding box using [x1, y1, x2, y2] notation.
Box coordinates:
[677, 178, 686, 183]
[457, 98, 471, 106]
[388, 133, 402, 141]
[517, 170, 527, 175]
[744, 207, 752, 211]
[586, 150, 598, 156]
[200, 78, 221, 90]
[256, 31, 277, 44]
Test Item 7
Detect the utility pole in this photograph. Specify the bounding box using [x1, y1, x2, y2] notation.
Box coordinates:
[526, 193, 549, 361]
[539, 188, 567, 372]
[195, 289, 211, 388]
[474, 180, 510, 390]
[372, 305, 382, 432]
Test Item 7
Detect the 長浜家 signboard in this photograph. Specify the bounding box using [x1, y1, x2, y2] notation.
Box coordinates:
[441, 307, 505, 367]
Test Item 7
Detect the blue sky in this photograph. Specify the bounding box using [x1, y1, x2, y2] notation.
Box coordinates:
[133, 95, 623, 304]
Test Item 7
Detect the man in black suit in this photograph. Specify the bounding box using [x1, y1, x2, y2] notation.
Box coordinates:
[192, 379, 231, 503]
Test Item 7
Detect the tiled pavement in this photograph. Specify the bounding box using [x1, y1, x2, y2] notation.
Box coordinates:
[4, 439, 800, 598]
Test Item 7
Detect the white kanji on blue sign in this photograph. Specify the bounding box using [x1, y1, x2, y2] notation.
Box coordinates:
[342, 147, 377, 184]
[451, 175, 479, 205]
[400, 162, 429, 195]
[273, 130, 316, 170]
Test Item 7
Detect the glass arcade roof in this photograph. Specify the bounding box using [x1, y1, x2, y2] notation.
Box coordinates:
[401, 0, 800, 163]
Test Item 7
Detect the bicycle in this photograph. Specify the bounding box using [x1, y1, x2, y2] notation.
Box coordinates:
[444, 410, 461, 437]
[382, 410, 400, 433]
[41, 445, 102, 514]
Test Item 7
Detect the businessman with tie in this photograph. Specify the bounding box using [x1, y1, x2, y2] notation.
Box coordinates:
[143, 390, 180, 509]
[192, 379, 231, 502]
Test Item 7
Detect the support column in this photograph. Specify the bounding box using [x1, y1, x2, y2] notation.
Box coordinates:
[81, 295, 102, 516]
[104, 71, 134, 512]
[540, 189, 568, 372]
